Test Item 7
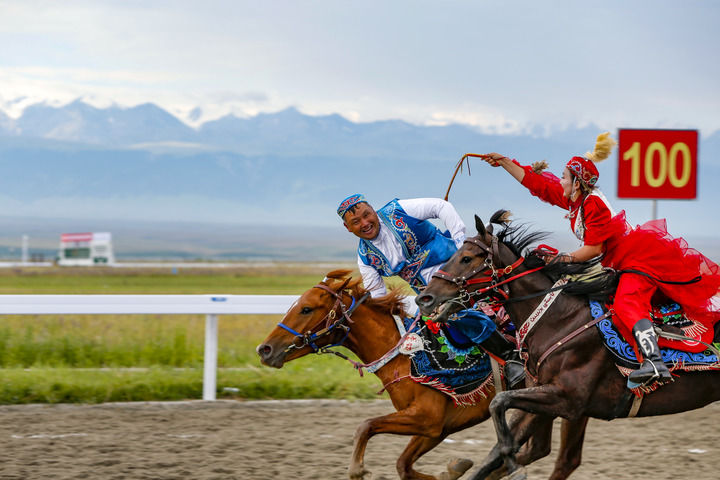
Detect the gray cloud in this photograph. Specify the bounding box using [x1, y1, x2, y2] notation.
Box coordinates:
[0, 1, 718, 133]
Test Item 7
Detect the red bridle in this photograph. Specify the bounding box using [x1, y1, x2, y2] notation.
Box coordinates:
[432, 235, 545, 302]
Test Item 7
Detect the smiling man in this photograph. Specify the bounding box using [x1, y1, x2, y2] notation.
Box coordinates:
[339, 194, 466, 298]
[338, 193, 525, 387]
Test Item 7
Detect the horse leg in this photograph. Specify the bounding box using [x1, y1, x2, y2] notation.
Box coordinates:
[469, 411, 552, 480]
[348, 410, 445, 480]
[547, 416, 589, 480]
[395, 435, 472, 480]
[489, 385, 573, 480]
[514, 415, 554, 466]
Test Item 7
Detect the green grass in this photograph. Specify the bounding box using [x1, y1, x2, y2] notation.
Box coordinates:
[0, 265, 400, 403]
[0, 268, 327, 294]
[0, 313, 287, 368]
[0, 361, 382, 404]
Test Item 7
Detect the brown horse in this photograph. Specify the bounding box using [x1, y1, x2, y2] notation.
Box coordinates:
[256, 270, 588, 480]
[416, 214, 720, 480]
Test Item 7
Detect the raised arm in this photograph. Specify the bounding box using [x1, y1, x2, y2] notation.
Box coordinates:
[480, 153, 569, 210]
[398, 198, 466, 247]
[481, 153, 526, 183]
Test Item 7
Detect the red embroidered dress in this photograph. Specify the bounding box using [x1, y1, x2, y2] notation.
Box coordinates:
[517, 162, 720, 353]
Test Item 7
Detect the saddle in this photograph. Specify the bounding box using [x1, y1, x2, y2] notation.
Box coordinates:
[400, 316, 495, 406]
[592, 301, 720, 379]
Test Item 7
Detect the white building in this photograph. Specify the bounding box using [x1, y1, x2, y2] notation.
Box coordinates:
[57, 232, 115, 266]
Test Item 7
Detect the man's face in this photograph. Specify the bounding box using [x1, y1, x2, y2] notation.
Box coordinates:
[343, 202, 380, 240]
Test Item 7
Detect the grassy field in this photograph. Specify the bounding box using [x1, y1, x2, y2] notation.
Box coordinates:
[0, 264, 411, 403]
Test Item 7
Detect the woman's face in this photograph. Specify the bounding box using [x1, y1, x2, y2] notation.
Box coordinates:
[560, 168, 575, 199]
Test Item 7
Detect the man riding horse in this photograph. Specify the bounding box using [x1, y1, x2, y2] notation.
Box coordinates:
[338, 194, 525, 387]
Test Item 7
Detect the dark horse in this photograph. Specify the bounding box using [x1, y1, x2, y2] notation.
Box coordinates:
[416, 213, 720, 480]
[256, 270, 589, 480]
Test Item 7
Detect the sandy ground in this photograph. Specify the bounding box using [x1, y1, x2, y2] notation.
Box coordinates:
[0, 399, 718, 480]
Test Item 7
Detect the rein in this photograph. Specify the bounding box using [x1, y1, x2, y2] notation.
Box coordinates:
[432, 235, 545, 305]
[278, 285, 369, 356]
[429, 234, 608, 380]
[278, 285, 420, 390]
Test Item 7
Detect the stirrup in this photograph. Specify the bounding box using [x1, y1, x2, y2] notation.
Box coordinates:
[627, 361, 671, 389]
[504, 360, 526, 388]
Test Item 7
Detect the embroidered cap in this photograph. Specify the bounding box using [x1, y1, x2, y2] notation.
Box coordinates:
[337, 194, 368, 218]
[566, 156, 599, 187]
[564, 132, 616, 188]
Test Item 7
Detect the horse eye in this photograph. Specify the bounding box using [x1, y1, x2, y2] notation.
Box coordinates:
[461, 256, 473, 264]
[300, 306, 313, 315]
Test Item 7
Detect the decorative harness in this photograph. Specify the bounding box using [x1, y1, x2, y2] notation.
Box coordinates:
[277, 284, 369, 357]
[430, 235, 611, 379]
[277, 283, 421, 392]
[431, 235, 545, 306]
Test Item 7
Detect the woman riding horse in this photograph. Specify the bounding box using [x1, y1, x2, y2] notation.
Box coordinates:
[478, 132, 720, 387]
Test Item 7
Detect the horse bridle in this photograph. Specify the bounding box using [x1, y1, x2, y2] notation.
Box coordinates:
[432, 234, 536, 305]
[278, 283, 369, 355]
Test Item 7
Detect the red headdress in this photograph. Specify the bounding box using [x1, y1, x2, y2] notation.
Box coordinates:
[565, 132, 616, 188]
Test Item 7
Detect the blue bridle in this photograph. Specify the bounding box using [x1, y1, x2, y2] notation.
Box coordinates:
[278, 283, 368, 354]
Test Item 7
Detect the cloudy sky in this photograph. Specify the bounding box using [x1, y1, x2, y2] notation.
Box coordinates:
[1, 0, 718, 134]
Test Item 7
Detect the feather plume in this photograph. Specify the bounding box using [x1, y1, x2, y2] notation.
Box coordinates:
[531, 160, 549, 173]
[585, 132, 616, 163]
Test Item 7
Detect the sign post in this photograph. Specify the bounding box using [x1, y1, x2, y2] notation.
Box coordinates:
[617, 129, 698, 218]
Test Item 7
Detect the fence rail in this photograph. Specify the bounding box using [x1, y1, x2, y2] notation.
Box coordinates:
[0, 295, 300, 400]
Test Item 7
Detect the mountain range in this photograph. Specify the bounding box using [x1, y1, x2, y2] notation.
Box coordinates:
[0, 100, 717, 261]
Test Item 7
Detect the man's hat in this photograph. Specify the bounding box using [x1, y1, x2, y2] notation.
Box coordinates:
[337, 194, 367, 218]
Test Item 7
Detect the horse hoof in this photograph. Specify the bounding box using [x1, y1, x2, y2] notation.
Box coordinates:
[348, 466, 370, 480]
[485, 466, 508, 480]
[438, 458, 474, 480]
[503, 466, 527, 480]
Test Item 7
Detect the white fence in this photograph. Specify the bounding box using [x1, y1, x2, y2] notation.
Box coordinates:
[0, 295, 300, 400]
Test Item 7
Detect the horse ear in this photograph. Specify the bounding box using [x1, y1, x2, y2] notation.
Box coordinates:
[336, 277, 352, 292]
[474, 215, 486, 236]
[486, 223, 494, 235]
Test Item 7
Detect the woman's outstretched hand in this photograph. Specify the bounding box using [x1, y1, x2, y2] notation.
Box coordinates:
[478, 153, 526, 183]
[480, 153, 510, 167]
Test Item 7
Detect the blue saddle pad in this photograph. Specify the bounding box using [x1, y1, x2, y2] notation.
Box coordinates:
[402, 316, 494, 406]
[591, 301, 719, 369]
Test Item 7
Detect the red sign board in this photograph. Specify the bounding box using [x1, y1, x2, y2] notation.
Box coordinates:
[60, 233, 93, 243]
[617, 129, 698, 199]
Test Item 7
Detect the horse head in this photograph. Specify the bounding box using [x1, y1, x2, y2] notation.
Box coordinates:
[416, 211, 524, 323]
[256, 269, 357, 368]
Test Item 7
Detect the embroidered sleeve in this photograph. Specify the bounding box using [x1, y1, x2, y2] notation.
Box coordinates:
[358, 257, 387, 297]
[517, 160, 570, 210]
[580, 195, 613, 245]
[398, 198, 466, 247]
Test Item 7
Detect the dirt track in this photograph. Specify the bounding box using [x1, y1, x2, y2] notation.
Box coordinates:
[0, 399, 718, 479]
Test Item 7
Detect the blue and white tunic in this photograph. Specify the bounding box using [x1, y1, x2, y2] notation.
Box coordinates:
[357, 198, 466, 299]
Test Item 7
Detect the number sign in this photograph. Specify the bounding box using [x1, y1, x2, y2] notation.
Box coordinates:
[617, 129, 698, 199]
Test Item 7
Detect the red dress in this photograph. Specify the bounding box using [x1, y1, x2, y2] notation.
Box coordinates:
[518, 163, 720, 353]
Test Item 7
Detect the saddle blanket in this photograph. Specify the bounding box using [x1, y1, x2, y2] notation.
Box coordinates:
[401, 316, 494, 407]
[592, 300, 720, 372]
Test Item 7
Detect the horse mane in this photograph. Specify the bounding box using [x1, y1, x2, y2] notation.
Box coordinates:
[489, 209, 550, 268]
[323, 269, 410, 317]
[488, 210, 618, 302]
